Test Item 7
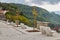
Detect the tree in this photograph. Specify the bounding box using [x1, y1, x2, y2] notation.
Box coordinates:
[32, 6, 38, 30]
[5, 12, 12, 20]
[14, 9, 20, 27]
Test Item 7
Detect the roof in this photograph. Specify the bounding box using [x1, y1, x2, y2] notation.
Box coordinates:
[37, 21, 49, 24]
[0, 10, 8, 14]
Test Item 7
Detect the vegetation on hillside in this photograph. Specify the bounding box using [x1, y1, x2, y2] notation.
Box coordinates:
[0, 3, 60, 28]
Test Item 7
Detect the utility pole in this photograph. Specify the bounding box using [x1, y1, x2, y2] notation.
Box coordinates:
[32, 6, 37, 30]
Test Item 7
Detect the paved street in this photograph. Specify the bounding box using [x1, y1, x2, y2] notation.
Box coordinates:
[0, 21, 60, 40]
[0, 21, 22, 40]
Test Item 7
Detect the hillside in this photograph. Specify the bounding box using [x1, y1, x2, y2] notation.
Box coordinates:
[0, 3, 60, 27]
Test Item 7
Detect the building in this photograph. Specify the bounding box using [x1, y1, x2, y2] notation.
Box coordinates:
[54, 26, 60, 33]
[37, 21, 49, 29]
[0, 8, 8, 20]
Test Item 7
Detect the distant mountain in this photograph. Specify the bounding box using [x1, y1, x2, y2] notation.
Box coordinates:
[54, 11, 60, 15]
[48, 12, 60, 25]
[0, 3, 60, 27]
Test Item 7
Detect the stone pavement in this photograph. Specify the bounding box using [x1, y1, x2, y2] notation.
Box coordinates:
[0, 21, 60, 40]
[0, 21, 22, 40]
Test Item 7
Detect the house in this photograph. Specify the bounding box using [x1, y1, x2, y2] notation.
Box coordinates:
[0, 8, 8, 20]
[54, 26, 60, 33]
[37, 21, 49, 29]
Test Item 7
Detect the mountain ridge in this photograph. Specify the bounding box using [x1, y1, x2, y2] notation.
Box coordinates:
[0, 3, 60, 27]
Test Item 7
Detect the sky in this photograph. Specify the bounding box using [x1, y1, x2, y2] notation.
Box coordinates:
[0, 0, 60, 12]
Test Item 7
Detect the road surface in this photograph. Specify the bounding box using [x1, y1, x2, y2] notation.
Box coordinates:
[0, 21, 60, 40]
[0, 21, 22, 40]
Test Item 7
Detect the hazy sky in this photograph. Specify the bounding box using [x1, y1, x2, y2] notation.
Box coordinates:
[0, 0, 60, 12]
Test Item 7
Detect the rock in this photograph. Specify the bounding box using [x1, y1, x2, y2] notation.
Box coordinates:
[40, 26, 53, 36]
[20, 23, 27, 29]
